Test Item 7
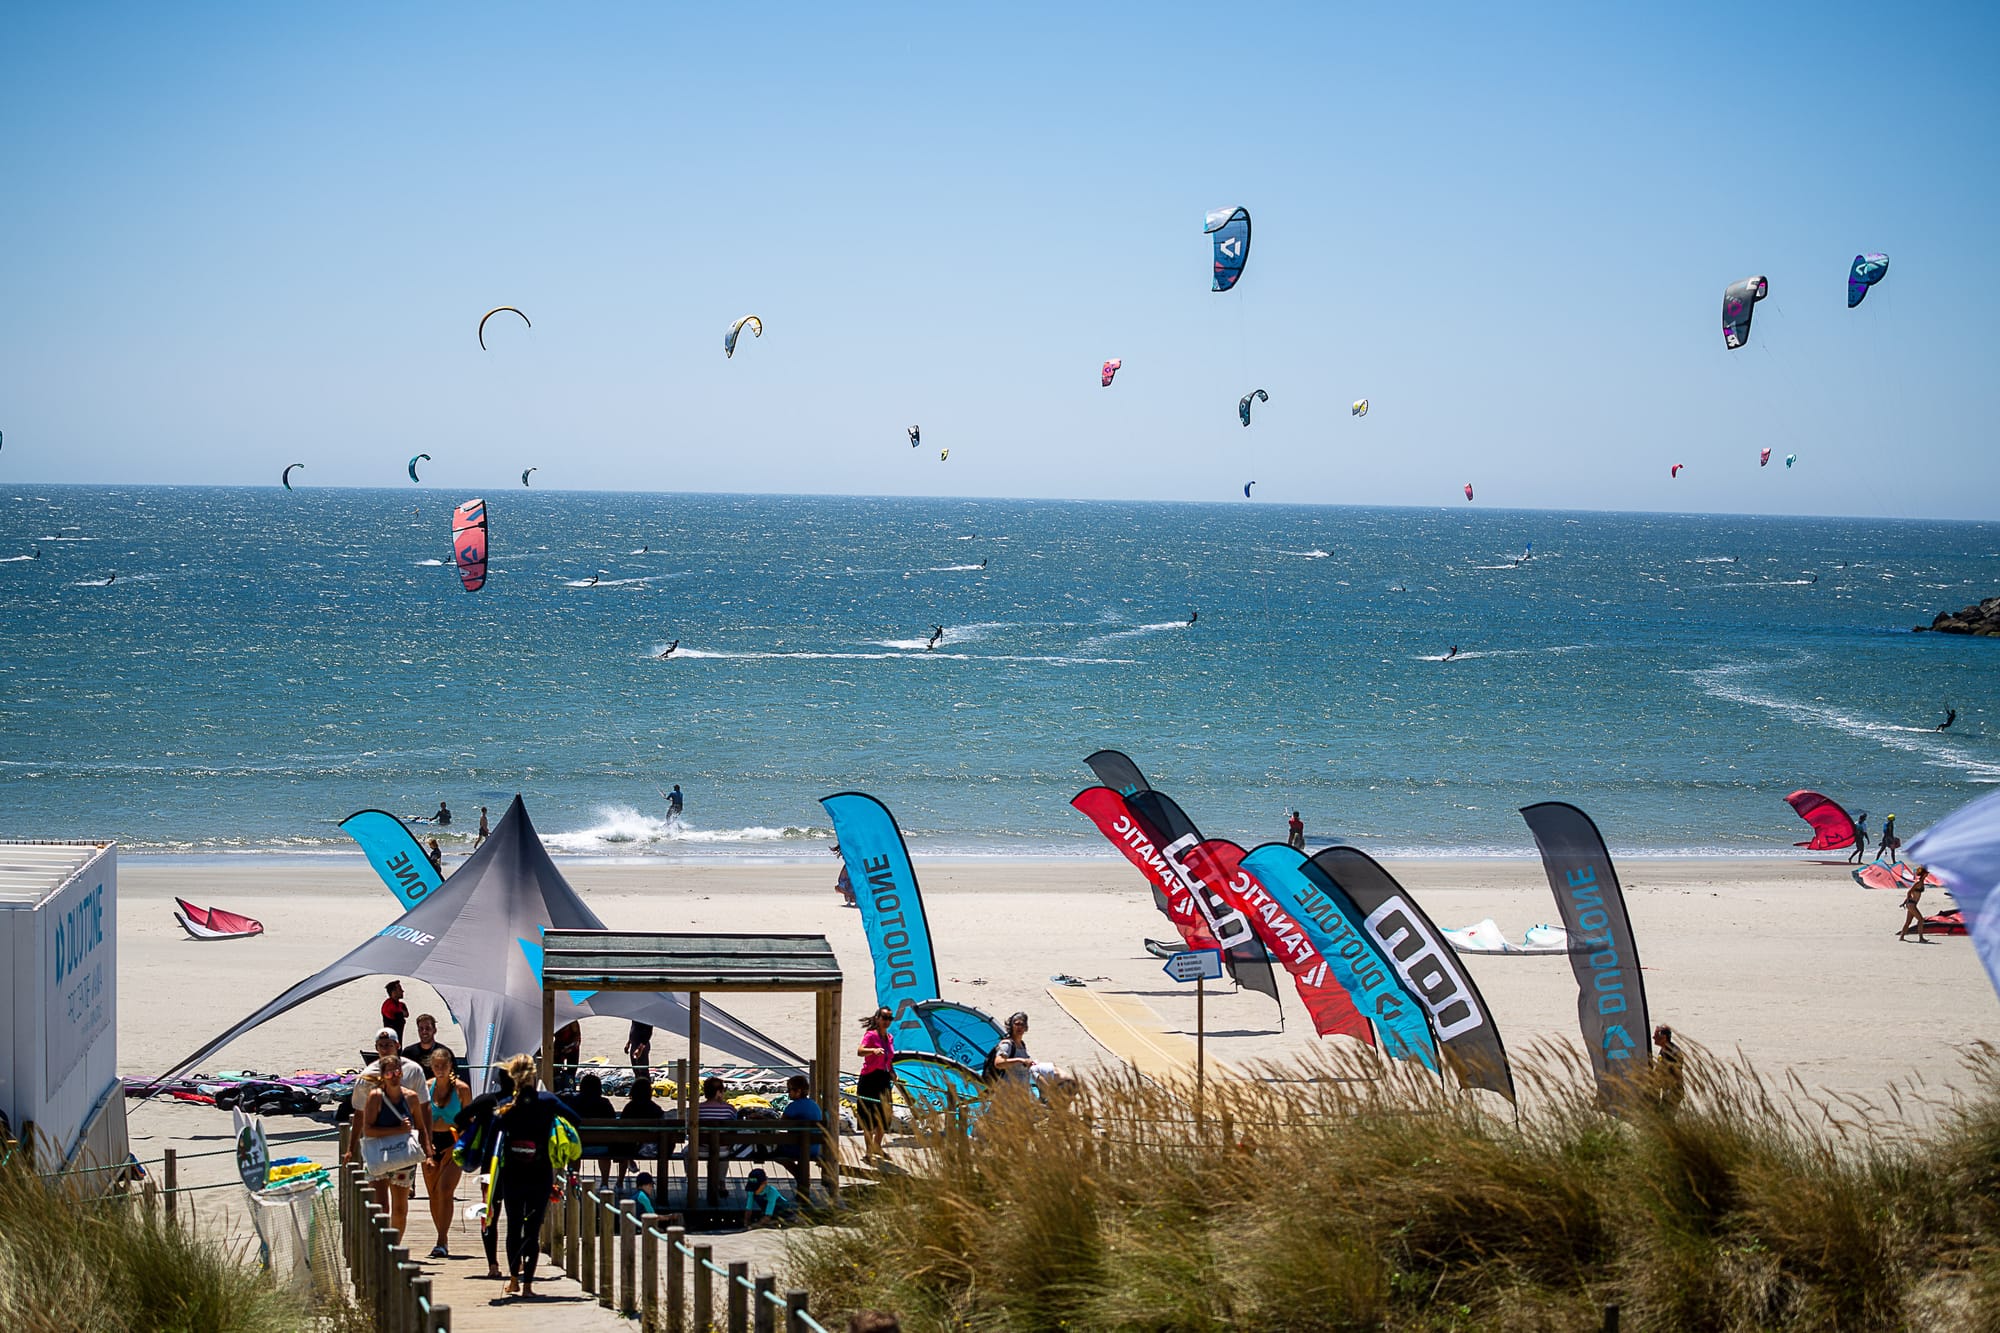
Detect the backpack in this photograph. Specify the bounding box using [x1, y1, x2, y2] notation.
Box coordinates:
[980, 1040, 1007, 1083]
[547, 1115, 583, 1170]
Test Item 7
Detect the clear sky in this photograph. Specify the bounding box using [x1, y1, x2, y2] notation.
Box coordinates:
[3, 2, 1996, 517]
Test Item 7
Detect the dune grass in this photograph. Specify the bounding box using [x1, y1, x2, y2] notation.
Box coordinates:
[0, 1149, 335, 1333]
[790, 1042, 2000, 1331]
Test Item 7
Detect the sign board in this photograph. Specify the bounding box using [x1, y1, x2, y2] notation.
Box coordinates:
[1161, 949, 1225, 983]
[234, 1111, 271, 1192]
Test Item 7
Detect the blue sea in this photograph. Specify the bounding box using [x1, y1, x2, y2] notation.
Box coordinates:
[2, 486, 1995, 859]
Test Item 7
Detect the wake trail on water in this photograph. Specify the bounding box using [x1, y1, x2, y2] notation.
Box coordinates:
[1413, 645, 1589, 662]
[1689, 659, 2000, 782]
[543, 805, 832, 853]
[0, 554, 37, 563]
[1083, 621, 1191, 646]
[564, 576, 653, 588]
[651, 645, 1134, 666]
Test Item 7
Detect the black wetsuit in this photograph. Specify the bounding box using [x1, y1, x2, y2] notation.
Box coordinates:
[1940, 710, 1957, 731]
[493, 1092, 577, 1283]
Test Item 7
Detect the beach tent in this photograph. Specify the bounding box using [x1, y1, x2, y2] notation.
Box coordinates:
[152, 796, 799, 1088]
[1785, 790, 1861, 850]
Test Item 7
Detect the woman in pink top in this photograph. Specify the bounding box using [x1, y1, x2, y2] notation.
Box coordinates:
[855, 1007, 896, 1163]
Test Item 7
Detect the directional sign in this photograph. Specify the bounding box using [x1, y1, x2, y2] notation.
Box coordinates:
[1162, 949, 1225, 983]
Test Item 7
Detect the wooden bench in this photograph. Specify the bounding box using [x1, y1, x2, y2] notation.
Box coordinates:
[572, 1119, 828, 1211]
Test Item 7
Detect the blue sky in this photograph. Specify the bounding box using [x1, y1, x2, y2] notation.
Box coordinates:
[3, 2, 1995, 516]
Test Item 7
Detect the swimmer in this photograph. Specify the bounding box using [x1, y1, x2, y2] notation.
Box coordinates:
[657, 640, 679, 659]
[1444, 645, 1458, 661]
[1938, 708, 1957, 732]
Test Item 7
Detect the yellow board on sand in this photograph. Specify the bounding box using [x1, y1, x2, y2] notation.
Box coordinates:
[1046, 986, 1229, 1085]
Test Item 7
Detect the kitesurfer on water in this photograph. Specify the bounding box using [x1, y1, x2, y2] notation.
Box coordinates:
[925, 626, 944, 651]
[105, 572, 116, 585]
[586, 575, 599, 587]
[1187, 610, 1197, 626]
[668, 784, 683, 819]
[657, 640, 678, 659]
[1444, 646, 1459, 661]
[1938, 708, 1957, 731]
[979, 558, 987, 568]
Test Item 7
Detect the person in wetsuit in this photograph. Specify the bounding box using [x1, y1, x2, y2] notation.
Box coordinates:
[1187, 610, 1198, 626]
[925, 626, 944, 651]
[657, 640, 678, 659]
[490, 1054, 578, 1299]
[1939, 708, 1958, 731]
[1444, 646, 1459, 661]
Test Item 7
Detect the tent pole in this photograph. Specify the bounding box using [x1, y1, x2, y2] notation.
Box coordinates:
[541, 987, 556, 1093]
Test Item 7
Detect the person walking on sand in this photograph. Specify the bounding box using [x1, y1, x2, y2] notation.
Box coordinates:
[1898, 864, 1932, 942]
[381, 981, 410, 1043]
[1878, 813, 1901, 863]
[1287, 810, 1305, 851]
[1651, 1025, 1685, 1111]
[1848, 812, 1870, 866]
[832, 844, 856, 907]
[856, 1008, 897, 1163]
[474, 806, 490, 848]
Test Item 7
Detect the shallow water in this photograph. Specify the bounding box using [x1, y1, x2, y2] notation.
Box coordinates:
[2, 486, 1994, 857]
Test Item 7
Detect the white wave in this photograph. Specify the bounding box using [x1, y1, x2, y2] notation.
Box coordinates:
[1282, 548, 1332, 559]
[0, 554, 37, 563]
[71, 577, 120, 587]
[414, 558, 446, 567]
[1688, 659, 2000, 782]
[1412, 645, 1587, 662]
[542, 805, 831, 853]
[927, 563, 985, 572]
[36, 535, 96, 542]
[1691, 556, 1737, 564]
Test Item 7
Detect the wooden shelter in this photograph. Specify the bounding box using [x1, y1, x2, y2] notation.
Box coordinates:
[538, 930, 843, 1202]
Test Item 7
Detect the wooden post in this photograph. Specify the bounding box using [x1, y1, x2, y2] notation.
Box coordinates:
[163, 1148, 178, 1223]
[620, 1202, 639, 1314]
[598, 1187, 616, 1308]
[784, 1292, 810, 1333]
[667, 1224, 688, 1333]
[432, 1305, 452, 1333]
[674, 1057, 693, 1212]
[692, 1243, 714, 1333]
[566, 1176, 583, 1277]
[541, 986, 557, 1096]
[580, 1190, 598, 1292]
[753, 1275, 776, 1333]
[362, 1203, 383, 1318]
[641, 1213, 661, 1333]
[726, 1260, 749, 1333]
[411, 1277, 431, 1333]
[688, 995, 703, 1216]
[818, 985, 840, 1202]
[1603, 1307, 1620, 1333]
[390, 1248, 411, 1333]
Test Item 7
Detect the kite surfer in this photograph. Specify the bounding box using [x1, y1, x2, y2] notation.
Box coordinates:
[1187, 609, 1198, 626]
[668, 784, 684, 819]
[1938, 708, 1957, 731]
[104, 572, 116, 585]
[979, 557, 987, 568]
[657, 640, 678, 659]
[1848, 813, 1870, 865]
[1444, 645, 1459, 661]
[1877, 814, 1900, 863]
[925, 626, 944, 651]
[586, 575, 599, 587]
[1898, 865, 1932, 942]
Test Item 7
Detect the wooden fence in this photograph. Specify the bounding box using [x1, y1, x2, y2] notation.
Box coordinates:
[337, 1149, 451, 1333]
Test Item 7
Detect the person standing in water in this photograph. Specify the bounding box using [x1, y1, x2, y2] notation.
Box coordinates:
[433, 801, 452, 828]
[1287, 810, 1305, 851]
[668, 784, 683, 819]
[474, 806, 490, 848]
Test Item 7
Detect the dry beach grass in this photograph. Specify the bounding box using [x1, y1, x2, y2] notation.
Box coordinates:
[790, 1043, 2000, 1332]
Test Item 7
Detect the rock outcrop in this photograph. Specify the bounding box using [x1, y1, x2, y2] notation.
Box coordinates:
[1914, 598, 2000, 635]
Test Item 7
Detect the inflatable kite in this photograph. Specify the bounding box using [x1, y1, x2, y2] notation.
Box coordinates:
[1443, 919, 1570, 956]
[1205, 206, 1251, 292]
[520, 467, 536, 487]
[939, 449, 949, 462]
[1785, 453, 1797, 469]
[1671, 463, 1684, 478]
[175, 899, 264, 941]
[1243, 481, 1255, 498]
[477, 306, 531, 350]
[452, 497, 489, 593]
[1238, 389, 1268, 427]
[1723, 275, 1768, 350]
[723, 314, 762, 358]
[408, 453, 430, 483]
[1101, 359, 1121, 387]
[907, 425, 920, 448]
[1351, 399, 1369, 417]
[1760, 448, 1772, 467]
[1848, 254, 1889, 308]
[1463, 483, 1474, 502]
[281, 463, 304, 490]
[1786, 789, 1861, 851]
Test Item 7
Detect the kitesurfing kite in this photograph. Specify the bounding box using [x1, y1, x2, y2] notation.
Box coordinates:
[1723, 276, 1769, 350]
[723, 314, 763, 358]
[281, 463, 304, 490]
[477, 306, 531, 350]
[1785, 789, 1862, 851]
[1205, 206, 1251, 291]
[1101, 359, 1121, 387]
[408, 454, 431, 483]
[939, 449, 949, 462]
[1760, 448, 1772, 467]
[1463, 483, 1475, 502]
[907, 426, 920, 448]
[1351, 399, 1369, 417]
[1785, 453, 1797, 468]
[1671, 463, 1685, 478]
[521, 467, 536, 487]
[1848, 254, 1889, 308]
[1238, 389, 1268, 427]
[452, 498, 489, 593]
[1243, 481, 1256, 498]
[175, 899, 264, 941]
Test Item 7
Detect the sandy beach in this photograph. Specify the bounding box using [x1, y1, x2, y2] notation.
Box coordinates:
[122, 853, 1989, 1119]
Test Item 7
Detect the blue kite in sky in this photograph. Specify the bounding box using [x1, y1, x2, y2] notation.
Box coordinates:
[1205, 206, 1250, 292]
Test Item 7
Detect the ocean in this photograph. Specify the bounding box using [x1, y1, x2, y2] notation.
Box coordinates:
[2, 486, 1994, 859]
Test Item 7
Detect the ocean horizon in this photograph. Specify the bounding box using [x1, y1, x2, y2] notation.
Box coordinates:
[4, 485, 1995, 861]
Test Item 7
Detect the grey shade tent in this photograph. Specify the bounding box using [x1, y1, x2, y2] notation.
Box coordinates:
[155, 796, 801, 1087]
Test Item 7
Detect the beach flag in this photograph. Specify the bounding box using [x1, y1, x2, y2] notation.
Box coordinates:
[822, 793, 942, 1020]
[1521, 802, 1651, 1106]
[1181, 838, 1373, 1044]
[1238, 843, 1438, 1068]
[1310, 846, 1517, 1102]
[1072, 786, 1222, 952]
[1907, 791, 2000, 1004]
